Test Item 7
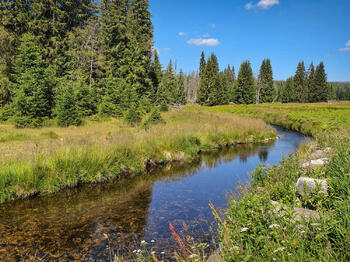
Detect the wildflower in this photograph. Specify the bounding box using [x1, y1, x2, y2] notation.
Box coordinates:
[137, 249, 141, 253]
[310, 223, 321, 227]
[151, 251, 156, 254]
[299, 230, 306, 234]
[161, 252, 165, 255]
[232, 246, 240, 250]
[269, 224, 280, 229]
[274, 247, 285, 253]
[151, 239, 155, 243]
[273, 258, 277, 261]
[133, 250, 137, 253]
[240, 227, 249, 232]
[141, 240, 147, 245]
[189, 254, 198, 259]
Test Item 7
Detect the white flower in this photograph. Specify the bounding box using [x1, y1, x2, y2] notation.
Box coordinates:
[151, 239, 155, 243]
[274, 247, 285, 253]
[189, 254, 198, 259]
[137, 249, 141, 253]
[240, 227, 249, 232]
[133, 250, 137, 253]
[161, 252, 165, 255]
[232, 246, 240, 250]
[273, 258, 277, 261]
[269, 224, 280, 229]
[141, 240, 147, 245]
[311, 223, 321, 227]
[299, 230, 306, 234]
[151, 251, 156, 254]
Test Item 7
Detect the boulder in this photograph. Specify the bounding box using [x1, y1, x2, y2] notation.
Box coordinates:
[271, 201, 320, 221]
[301, 158, 329, 169]
[296, 177, 328, 196]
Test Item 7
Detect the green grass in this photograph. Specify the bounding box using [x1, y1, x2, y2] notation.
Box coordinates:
[0, 109, 276, 203]
[188, 102, 350, 136]
[200, 103, 350, 261]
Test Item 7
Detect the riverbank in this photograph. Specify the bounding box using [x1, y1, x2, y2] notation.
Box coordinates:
[196, 103, 350, 261]
[0, 109, 276, 203]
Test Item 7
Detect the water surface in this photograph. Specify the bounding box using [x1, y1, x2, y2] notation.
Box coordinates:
[0, 126, 306, 261]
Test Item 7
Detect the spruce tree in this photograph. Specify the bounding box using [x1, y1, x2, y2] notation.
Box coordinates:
[294, 61, 308, 103]
[158, 60, 177, 104]
[280, 77, 295, 103]
[307, 62, 316, 102]
[73, 72, 98, 117]
[150, 50, 162, 103]
[224, 65, 235, 102]
[257, 59, 274, 103]
[314, 62, 328, 102]
[235, 61, 256, 104]
[177, 70, 187, 104]
[199, 51, 206, 78]
[56, 84, 81, 127]
[13, 33, 56, 127]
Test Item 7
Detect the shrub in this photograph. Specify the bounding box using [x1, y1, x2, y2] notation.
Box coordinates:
[143, 108, 165, 128]
[160, 101, 169, 112]
[124, 104, 142, 126]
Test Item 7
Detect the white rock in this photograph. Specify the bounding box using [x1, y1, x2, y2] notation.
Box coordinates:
[296, 177, 328, 196]
[310, 158, 329, 166]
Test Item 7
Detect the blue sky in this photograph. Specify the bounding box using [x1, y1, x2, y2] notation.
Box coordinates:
[150, 0, 350, 81]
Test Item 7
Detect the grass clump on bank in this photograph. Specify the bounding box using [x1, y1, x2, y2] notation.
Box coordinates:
[0, 109, 276, 203]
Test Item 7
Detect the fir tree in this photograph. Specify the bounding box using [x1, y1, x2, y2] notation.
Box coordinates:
[235, 61, 256, 104]
[73, 72, 98, 117]
[294, 61, 307, 103]
[224, 65, 235, 102]
[150, 50, 162, 103]
[158, 60, 177, 104]
[177, 70, 187, 104]
[257, 59, 274, 103]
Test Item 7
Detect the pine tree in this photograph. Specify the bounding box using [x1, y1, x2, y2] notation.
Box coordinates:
[257, 59, 274, 103]
[307, 62, 316, 102]
[13, 33, 56, 127]
[56, 83, 81, 127]
[294, 61, 307, 103]
[314, 62, 328, 102]
[199, 51, 206, 78]
[235, 61, 256, 104]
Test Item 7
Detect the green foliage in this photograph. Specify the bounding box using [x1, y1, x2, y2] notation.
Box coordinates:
[257, 59, 274, 103]
[235, 61, 256, 104]
[73, 73, 98, 117]
[13, 34, 56, 128]
[55, 83, 82, 127]
[294, 61, 308, 103]
[143, 108, 165, 128]
[280, 77, 295, 103]
[160, 101, 169, 112]
[124, 104, 142, 126]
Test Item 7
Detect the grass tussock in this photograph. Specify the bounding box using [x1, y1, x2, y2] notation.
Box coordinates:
[0, 109, 276, 203]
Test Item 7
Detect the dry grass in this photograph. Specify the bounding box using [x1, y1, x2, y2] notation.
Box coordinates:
[0, 109, 276, 203]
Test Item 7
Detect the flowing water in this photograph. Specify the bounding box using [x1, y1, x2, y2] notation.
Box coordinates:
[0, 126, 306, 261]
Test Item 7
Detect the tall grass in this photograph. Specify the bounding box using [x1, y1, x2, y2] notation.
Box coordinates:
[0, 109, 276, 203]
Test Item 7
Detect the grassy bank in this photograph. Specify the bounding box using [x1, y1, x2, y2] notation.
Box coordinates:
[189, 102, 350, 136]
[0, 109, 276, 203]
[194, 103, 350, 261]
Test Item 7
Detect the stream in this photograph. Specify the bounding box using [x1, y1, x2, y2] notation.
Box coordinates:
[0, 126, 306, 261]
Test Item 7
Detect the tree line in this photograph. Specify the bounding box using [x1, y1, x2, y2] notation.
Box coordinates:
[194, 52, 331, 106]
[0, 0, 187, 127]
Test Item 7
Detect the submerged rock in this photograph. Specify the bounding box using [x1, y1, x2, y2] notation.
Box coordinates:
[295, 177, 328, 196]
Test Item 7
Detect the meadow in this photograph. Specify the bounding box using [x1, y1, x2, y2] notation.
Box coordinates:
[0, 109, 276, 203]
[185, 103, 350, 261]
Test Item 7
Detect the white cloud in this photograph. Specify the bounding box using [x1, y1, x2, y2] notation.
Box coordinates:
[202, 33, 210, 37]
[245, 0, 279, 10]
[339, 40, 350, 51]
[257, 0, 280, 9]
[187, 38, 220, 46]
[178, 32, 186, 37]
[245, 2, 254, 9]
